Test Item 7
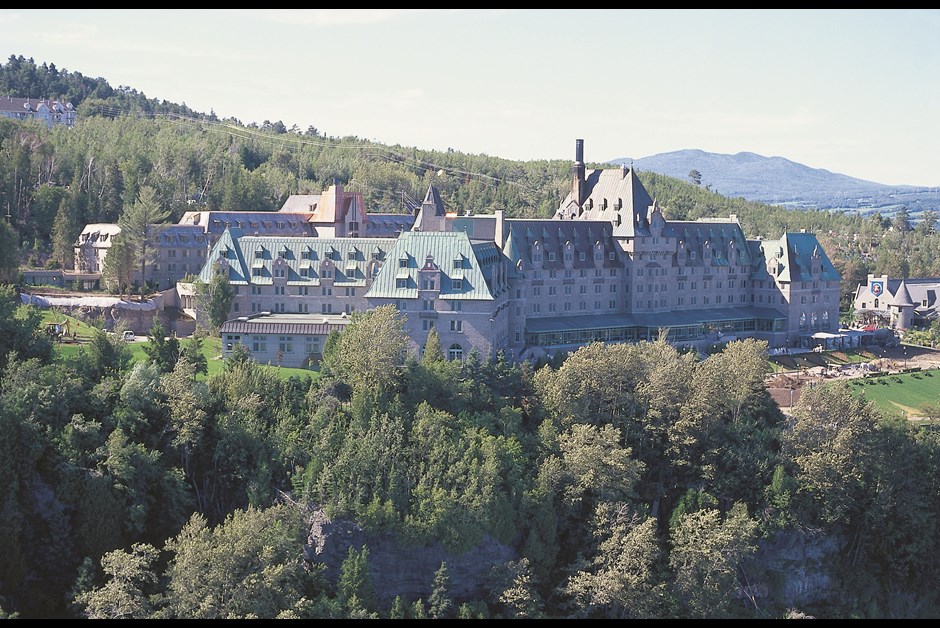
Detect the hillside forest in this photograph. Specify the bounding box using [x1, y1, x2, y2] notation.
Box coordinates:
[2, 54, 940, 620]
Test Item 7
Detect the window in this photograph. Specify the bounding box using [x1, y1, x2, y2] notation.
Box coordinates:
[278, 336, 293, 353]
[448, 344, 464, 361]
[453, 279, 463, 291]
[251, 335, 266, 352]
[450, 320, 463, 332]
[396, 278, 408, 289]
[451, 301, 462, 312]
[399, 257, 409, 268]
[453, 258, 463, 270]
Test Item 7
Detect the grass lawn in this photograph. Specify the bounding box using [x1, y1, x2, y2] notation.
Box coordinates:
[49, 318, 319, 383]
[846, 369, 940, 419]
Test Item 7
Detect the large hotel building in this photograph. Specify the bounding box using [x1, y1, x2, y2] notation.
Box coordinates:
[185, 140, 840, 367]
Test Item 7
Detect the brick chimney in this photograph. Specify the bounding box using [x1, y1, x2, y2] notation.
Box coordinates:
[571, 139, 585, 208]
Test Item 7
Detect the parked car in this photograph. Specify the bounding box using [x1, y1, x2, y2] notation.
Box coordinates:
[122, 330, 136, 342]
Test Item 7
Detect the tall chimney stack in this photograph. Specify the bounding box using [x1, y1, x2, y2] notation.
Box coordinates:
[571, 139, 586, 208]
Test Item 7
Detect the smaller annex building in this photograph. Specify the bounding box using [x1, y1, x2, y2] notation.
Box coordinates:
[852, 273, 939, 331]
[219, 312, 352, 369]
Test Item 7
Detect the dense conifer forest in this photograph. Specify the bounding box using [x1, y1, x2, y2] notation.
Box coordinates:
[3, 54, 940, 619]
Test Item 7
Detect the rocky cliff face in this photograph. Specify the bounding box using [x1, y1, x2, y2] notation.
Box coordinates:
[304, 507, 520, 609]
[306, 506, 846, 614]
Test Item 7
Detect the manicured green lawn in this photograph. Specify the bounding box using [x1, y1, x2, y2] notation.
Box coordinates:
[50, 322, 319, 382]
[846, 369, 940, 418]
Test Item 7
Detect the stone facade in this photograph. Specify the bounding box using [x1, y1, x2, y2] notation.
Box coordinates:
[190, 140, 841, 364]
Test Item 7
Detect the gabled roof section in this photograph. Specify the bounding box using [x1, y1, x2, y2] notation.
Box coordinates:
[278, 194, 322, 213]
[365, 231, 495, 300]
[759, 232, 841, 283]
[557, 165, 655, 237]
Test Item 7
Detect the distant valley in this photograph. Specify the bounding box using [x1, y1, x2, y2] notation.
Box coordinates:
[608, 149, 940, 220]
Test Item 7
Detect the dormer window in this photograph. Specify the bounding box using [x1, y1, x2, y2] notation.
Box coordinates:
[399, 256, 409, 268]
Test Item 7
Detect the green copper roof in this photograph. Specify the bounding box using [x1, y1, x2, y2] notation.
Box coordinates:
[760, 232, 841, 283]
[200, 228, 396, 286]
[365, 230, 496, 300]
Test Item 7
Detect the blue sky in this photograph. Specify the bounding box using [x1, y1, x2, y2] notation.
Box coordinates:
[1, 9, 938, 187]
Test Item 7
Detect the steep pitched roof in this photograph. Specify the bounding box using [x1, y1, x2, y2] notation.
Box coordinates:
[412, 185, 447, 231]
[759, 232, 841, 283]
[557, 165, 655, 237]
[365, 231, 495, 300]
[200, 228, 395, 287]
[890, 280, 917, 307]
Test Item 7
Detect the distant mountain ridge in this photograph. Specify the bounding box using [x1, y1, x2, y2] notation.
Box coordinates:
[608, 149, 940, 219]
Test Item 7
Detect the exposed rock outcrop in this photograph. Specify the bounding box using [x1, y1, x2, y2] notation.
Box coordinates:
[304, 507, 519, 609]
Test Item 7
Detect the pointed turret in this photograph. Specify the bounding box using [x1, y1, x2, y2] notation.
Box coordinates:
[413, 184, 447, 232]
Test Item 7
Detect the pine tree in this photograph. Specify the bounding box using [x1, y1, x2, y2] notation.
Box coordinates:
[117, 186, 170, 301]
[51, 199, 76, 269]
[421, 326, 444, 365]
[428, 562, 454, 619]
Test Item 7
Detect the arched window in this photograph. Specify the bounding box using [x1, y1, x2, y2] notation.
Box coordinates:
[799, 312, 807, 331]
[811, 312, 818, 330]
[447, 343, 464, 361]
[822, 310, 830, 329]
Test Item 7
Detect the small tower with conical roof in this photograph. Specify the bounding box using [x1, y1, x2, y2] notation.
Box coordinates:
[890, 280, 917, 330]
